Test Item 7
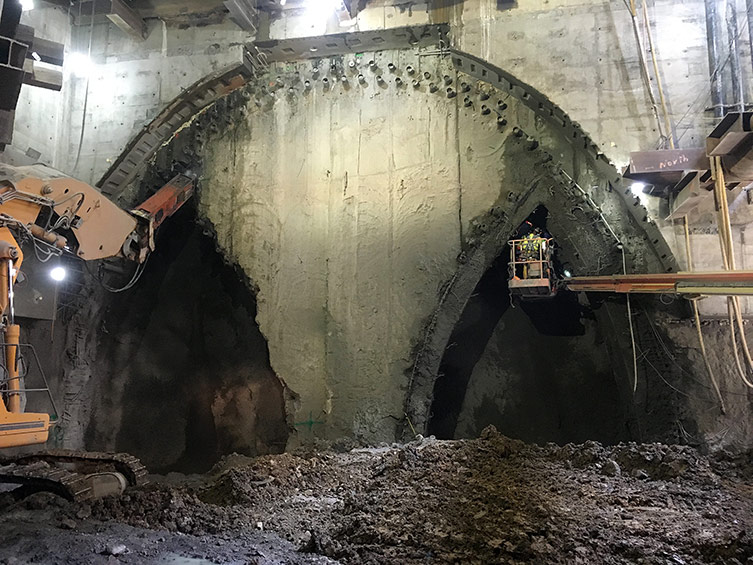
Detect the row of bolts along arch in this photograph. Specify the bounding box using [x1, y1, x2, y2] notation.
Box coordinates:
[266, 59, 510, 126]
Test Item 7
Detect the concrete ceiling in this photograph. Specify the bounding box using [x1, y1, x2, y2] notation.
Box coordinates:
[128, 0, 226, 18]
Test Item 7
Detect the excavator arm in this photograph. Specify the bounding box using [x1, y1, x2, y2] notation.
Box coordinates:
[0, 163, 194, 448]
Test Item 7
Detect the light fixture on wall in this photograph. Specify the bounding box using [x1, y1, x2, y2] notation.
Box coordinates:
[307, 0, 343, 11]
[65, 52, 93, 78]
[307, 0, 354, 27]
[19, 0, 34, 11]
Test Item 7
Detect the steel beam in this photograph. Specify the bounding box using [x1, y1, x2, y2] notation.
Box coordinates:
[626, 148, 709, 186]
[97, 54, 257, 198]
[0, 109, 13, 149]
[256, 24, 449, 63]
[566, 270, 753, 296]
[666, 172, 712, 220]
[707, 112, 753, 155]
[224, 0, 257, 34]
[76, 0, 146, 40]
[25, 36, 64, 67]
[107, 0, 146, 40]
[22, 59, 63, 91]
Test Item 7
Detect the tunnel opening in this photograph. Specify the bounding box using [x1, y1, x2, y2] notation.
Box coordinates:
[79, 204, 290, 474]
[427, 206, 632, 445]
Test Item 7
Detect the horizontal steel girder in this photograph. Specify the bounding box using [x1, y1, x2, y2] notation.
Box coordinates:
[566, 270, 753, 296]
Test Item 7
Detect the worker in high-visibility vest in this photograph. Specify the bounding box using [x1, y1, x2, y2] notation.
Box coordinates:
[521, 229, 543, 278]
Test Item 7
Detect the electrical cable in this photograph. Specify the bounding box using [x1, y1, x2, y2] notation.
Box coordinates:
[558, 168, 640, 393]
[642, 306, 749, 397]
[73, 0, 95, 175]
[0, 215, 62, 263]
[712, 156, 753, 389]
[683, 215, 726, 411]
[626, 0, 666, 143]
[641, 0, 675, 149]
[84, 253, 150, 294]
[102, 260, 147, 293]
[640, 343, 715, 403]
[623, 251, 639, 394]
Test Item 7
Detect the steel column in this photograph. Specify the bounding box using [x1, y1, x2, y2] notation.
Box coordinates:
[727, 0, 745, 113]
[706, 0, 726, 117]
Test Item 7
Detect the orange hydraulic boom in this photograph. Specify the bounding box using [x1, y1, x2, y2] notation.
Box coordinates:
[0, 164, 194, 449]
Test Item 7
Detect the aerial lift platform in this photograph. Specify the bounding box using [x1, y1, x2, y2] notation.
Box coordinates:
[508, 237, 557, 299]
[508, 238, 753, 299]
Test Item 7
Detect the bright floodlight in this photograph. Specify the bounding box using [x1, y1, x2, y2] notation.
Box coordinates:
[563, 270, 572, 278]
[66, 52, 93, 79]
[50, 267, 66, 282]
[19, 0, 34, 11]
[307, 0, 342, 14]
[631, 182, 646, 196]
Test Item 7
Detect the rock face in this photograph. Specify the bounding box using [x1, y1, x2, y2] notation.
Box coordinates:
[78, 208, 290, 472]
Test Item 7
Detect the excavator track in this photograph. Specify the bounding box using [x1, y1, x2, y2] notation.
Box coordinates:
[0, 450, 148, 502]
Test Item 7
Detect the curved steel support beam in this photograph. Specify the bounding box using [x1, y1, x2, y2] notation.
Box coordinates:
[450, 49, 677, 274]
[97, 49, 260, 199]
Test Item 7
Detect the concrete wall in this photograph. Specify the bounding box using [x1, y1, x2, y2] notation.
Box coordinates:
[61, 18, 248, 185]
[8, 0, 730, 181]
[4, 8, 249, 184]
[194, 47, 672, 446]
[270, 0, 722, 167]
[4, 5, 71, 166]
[200, 52, 463, 443]
[266, 0, 753, 319]
[7, 0, 753, 455]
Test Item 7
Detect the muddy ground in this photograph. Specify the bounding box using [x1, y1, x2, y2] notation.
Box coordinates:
[1, 426, 752, 564]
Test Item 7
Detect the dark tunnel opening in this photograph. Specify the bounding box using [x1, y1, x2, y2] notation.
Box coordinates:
[82, 205, 290, 473]
[427, 206, 632, 445]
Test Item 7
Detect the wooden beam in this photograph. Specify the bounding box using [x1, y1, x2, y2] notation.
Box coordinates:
[107, 0, 147, 40]
[77, 0, 146, 40]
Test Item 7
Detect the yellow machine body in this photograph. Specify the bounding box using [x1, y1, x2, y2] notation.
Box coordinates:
[0, 164, 194, 451]
[0, 223, 51, 448]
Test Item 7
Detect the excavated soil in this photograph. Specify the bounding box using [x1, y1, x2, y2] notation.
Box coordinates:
[1, 427, 753, 564]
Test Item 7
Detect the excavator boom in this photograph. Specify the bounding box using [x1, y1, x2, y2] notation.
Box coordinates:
[0, 163, 193, 496]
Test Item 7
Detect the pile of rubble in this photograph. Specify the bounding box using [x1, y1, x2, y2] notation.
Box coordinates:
[2, 427, 752, 563]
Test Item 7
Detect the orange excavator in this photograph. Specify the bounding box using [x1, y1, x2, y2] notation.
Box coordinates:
[0, 163, 194, 500]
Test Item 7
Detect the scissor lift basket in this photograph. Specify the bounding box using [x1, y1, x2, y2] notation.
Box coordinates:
[508, 237, 556, 298]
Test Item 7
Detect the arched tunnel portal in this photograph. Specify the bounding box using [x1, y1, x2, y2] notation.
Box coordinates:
[427, 205, 637, 445]
[401, 131, 678, 443]
[95, 45, 683, 453]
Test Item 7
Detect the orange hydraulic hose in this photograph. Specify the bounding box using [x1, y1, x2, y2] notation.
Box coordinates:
[5, 324, 20, 413]
[684, 216, 726, 410]
[712, 156, 753, 387]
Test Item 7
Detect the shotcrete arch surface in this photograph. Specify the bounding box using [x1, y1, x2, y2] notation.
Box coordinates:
[110, 47, 676, 448]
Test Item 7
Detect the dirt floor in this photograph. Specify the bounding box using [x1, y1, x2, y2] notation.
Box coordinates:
[1, 426, 753, 564]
